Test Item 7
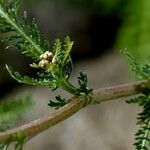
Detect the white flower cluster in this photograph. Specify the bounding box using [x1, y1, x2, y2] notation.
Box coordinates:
[40, 51, 54, 60]
[39, 51, 56, 68]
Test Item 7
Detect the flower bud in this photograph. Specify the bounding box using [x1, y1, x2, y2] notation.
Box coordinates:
[40, 51, 54, 61]
[39, 60, 49, 68]
[52, 56, 56, 64]
[40, 54, 44, 59]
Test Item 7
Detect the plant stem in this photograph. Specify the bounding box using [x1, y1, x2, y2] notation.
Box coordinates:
[92, 80, 148, 103]
[61, 79, 78, 95]
[0, 80, 148, 144]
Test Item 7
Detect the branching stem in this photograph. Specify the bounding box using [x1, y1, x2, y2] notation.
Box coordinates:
[0, 80, 148, 144]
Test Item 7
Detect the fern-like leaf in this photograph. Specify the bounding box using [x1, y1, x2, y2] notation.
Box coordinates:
[76, 71, 93, 96]
[0, 0, 92, 111]
[121, 49, 150, 80]
[48, 95, 66, 109]
[128, 95, 150, 150]
[0, 0, 50, 59]
[62, 36, 74, 64]
[6, 65, 55, 89]
[124, 49, 150, 149]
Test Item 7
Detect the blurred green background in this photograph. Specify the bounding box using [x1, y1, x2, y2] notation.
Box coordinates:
[0, 0, 150, 149]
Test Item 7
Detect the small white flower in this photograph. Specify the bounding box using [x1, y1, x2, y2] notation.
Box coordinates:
[40, 51, 54, 61]
[30, 63, 39, 68]
[38, 51, 56, 68]
[52, 56, 56, 64]
[39, 60, 49, 68]
[40, 54, 44, 59]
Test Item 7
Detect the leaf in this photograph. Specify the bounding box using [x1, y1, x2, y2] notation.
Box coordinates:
[47, 95, 66, 109]
[127, 92, 150, 149]
[142, 64, 150, 80]
[62, 36, 74, 64]
[64, 57, 73, 79]
[52, 39, 62, 65]
[122, 49, 150, 149]
[76, 71, 93, 96]
[121, 49, 150, 80]
[0, 1, 50, 59]
[6, 65, 54, 87]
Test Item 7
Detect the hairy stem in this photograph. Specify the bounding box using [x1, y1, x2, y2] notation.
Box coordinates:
[0, 80, 148, 144]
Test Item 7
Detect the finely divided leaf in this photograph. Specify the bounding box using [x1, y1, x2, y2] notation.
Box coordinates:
[0, 0, 50, 59]
[6, 65, 53, 87]
[48, 95, 66, 109]
[121, 49, 150, 80]
[62, 36, 74, 64]
[76, 71, 93, 96]
[128, 95, 150, 150]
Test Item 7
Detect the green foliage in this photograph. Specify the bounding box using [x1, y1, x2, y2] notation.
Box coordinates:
[48, 95, 66, 110]
[123, 49, 150, 149]
[0, 0, 47, 60]
[6, 65, 54, 89]
[121, 49, 150, 80]
[47, 71, 93, 109]
[4, 36, 76, 93]
[0, 0, 89, 148]
[0, 0, 92, 109]
[76, 72, 93, 96]
[127, 95, 150, 150]
[142, 65, 150, 79]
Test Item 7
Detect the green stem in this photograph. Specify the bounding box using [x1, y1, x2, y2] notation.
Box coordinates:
[61, 79, 77, 95]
